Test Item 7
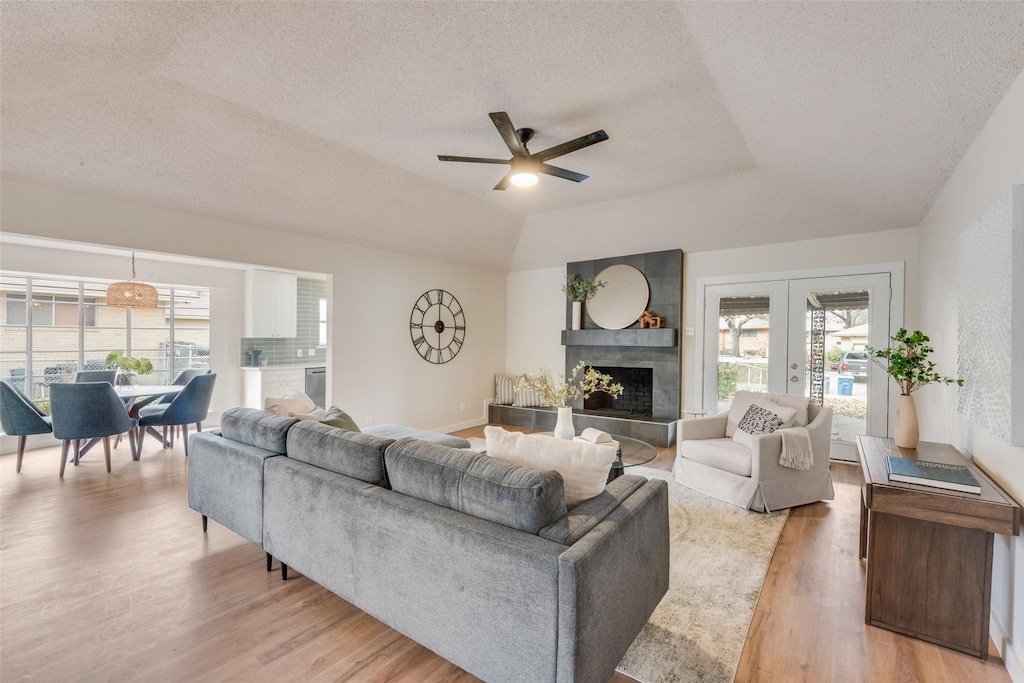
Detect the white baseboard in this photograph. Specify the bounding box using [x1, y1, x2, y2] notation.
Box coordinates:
[432, 415, 488, 435]
[992, 615, 1024, 683]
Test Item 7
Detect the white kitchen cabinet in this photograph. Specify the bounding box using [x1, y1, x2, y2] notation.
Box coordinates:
[245, 270, 297, 338]
[241, 367, 307, 409]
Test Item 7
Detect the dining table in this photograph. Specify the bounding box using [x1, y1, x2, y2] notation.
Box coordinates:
[72, 384, 184, 463]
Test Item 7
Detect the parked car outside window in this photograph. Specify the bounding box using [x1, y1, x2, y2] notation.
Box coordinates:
[838, 351, 869, 380]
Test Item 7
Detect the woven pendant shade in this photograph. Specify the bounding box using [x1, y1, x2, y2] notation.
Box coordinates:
[107, 252, 158, 309]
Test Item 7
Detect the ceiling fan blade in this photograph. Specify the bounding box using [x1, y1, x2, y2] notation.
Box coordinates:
[538, 163, 588, 183]
[437, 155, 510, 164]
[489, 112, 527, 157]
[493, 172, 513, 191]
[532, 130, 609, 163]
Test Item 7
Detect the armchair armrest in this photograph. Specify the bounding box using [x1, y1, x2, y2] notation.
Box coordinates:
[751, 405, 834, 482]
[678, 413, 728, 442]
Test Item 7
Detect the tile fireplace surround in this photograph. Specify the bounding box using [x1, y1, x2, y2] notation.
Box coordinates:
[491, 249, 682, 448]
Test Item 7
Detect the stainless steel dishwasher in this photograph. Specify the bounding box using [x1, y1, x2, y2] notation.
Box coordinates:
[305, 366, 326, 408]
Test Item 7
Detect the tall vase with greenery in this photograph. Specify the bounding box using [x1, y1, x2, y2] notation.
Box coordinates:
[518, 361, 624, 439]
[562, 274, 605, 330]
[867, 328, 963, 448]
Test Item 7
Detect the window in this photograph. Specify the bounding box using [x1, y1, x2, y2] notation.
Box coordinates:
[740, 329, 758, 338]
[318, 298, 327, 347]
[0, 273, 210, 410]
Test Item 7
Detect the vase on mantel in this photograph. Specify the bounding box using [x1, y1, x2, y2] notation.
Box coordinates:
[894, 394, 920, 448]
[554, 406, 575, 440]
[571, 301, 583, 330]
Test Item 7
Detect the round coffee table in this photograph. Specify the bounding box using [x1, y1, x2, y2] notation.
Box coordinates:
[539, 432, 658, 481]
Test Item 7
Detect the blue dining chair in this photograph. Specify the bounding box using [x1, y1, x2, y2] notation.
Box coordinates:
[73, 370, 117, 384]
[159, 369, 210, 444]
[137, 374, 216, 458]
[0, 379, 53, 473]
[50, 382, 138, 478]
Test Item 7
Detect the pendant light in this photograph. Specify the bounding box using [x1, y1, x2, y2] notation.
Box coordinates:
[107, 251, 158, 308]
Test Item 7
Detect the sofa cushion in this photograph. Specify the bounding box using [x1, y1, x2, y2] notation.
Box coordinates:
[320, 405, 360, 432]
[219, 407, 298, 454]
[287, 420, 394, 485]
[484, 426, 616, 508]
[364, 424, 470, 449]
[732, 399, 797, 448]
[679, 437, 753, 477]
[384, 438, 567, 534]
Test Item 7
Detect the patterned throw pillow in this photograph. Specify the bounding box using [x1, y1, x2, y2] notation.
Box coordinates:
[732, 400, 797, 449]
[494, 374, 518, 406]
[513, 385, 543, 408]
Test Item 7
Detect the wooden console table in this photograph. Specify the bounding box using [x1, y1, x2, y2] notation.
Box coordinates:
[857, 436, 1020, 658]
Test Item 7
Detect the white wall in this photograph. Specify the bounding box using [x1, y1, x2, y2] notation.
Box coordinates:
[1, 178, 507, 434]
[505, 267, 566, 376]
[916, 67, 1024, 681]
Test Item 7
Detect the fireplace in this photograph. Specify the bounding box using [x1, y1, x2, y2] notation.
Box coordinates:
[584, 366, 653, 417]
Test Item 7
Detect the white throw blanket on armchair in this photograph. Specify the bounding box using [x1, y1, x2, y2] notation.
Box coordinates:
[779, 427, 814, 470]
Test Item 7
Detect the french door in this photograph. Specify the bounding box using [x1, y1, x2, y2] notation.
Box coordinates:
[701, 272, 894, 461]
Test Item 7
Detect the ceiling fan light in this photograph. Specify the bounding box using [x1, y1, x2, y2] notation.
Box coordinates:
[510, 172, 538, 187]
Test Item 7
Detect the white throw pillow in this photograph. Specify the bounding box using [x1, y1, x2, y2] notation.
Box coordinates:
[768, 393, 810, 428]
[264, 389, 316, 417]
[494, 374, 518, 406]
[291, 407, 327, 421]
[725, 390, 763, 437]
[484, 426, 616, 508]
[732, 399, 798, 449]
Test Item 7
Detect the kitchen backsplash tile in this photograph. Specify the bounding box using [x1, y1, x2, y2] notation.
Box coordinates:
[241, 277, 327, 366]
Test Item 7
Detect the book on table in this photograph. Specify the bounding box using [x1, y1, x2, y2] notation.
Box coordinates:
[885, 455, 982, 494]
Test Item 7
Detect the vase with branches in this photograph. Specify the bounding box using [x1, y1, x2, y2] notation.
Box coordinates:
[518, 361, 623, 439]
[866, 328, 962, 447]
[105, 350, 154, 387]
[562, 274, 605, 330]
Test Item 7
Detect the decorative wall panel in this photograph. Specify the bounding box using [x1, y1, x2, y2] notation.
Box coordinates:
[957, 185, 1023, 445]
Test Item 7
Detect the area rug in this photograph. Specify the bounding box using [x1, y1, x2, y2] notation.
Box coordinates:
[615, 467, 789, 683]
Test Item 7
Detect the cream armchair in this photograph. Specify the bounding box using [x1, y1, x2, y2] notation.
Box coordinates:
[673, 403, 834, 512]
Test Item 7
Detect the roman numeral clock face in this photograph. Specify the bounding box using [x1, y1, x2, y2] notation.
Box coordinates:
[409, 289, 465, 364]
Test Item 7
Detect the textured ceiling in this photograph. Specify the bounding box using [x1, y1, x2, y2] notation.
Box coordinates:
[2, 1, 1023, 270]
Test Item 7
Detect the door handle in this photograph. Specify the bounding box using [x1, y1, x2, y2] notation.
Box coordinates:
[791, 363, 798, 370]
[790, 375, 799, 382]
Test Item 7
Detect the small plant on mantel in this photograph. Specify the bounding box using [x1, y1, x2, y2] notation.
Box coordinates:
[561, 274, 605, 302]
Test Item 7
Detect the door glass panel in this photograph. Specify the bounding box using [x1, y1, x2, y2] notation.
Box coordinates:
[802, 290, 870, 442]
[717, 296, 772, 413]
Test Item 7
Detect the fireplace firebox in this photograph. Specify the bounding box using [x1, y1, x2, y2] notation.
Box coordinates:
[584, 366, 654, 417]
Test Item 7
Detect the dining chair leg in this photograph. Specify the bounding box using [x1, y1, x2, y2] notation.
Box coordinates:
[162, 426, 168, 447]
[73, 440, 81, 466]
[115, 433, 122, 449]
[137, 426, 146, 455]
[59, 440, 70, 478]
[126, 429, 136, 461]
[16, 435, 26, 473]
[102, 436, 112, 474]
[182, 424, 190, 457]
[196, 422, 202, 433]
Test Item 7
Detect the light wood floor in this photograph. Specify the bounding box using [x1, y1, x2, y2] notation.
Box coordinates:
[0, 427, 1011, 682]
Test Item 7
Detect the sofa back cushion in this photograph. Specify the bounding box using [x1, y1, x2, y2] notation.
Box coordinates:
[287, 421, 394, 485]
[384, 438, 567, 535]
[220, 407, 298, 454]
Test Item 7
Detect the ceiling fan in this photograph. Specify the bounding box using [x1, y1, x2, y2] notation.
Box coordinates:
[437, 112, 609, 191]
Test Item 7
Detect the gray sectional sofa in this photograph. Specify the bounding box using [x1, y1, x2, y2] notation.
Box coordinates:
[189, 407, 670, 683]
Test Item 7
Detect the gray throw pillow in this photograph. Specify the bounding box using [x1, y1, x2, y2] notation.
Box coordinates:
[321, 405, 360, 432]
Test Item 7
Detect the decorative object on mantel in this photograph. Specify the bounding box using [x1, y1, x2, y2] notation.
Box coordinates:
[107, 251, 158, 309]
[957, 184, 1023, 446]
[867, 328, 963, 448]
[517, 361, 623, 440]
[586, 264, 650, 330]
[562, 274, 606, 330]
[638, 310, 662, 329]
[104, 350, 153, 387]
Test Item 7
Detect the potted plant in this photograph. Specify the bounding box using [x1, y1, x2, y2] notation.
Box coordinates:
[104, 350, 154, 387]
[867, 328, 963, 448]
[518, 361, 623, 439]
[562, 274, 605, 330]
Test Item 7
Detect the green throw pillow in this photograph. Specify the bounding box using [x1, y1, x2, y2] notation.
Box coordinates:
[320, 406, 361, 432]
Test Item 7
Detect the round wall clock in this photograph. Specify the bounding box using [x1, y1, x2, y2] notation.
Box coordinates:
[409, 289, 466, 364]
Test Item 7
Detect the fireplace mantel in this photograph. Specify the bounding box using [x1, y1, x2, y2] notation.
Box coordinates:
[561, 329, 677, 348]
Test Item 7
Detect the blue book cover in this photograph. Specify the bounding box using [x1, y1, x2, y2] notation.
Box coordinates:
[885, 456, 981, 494]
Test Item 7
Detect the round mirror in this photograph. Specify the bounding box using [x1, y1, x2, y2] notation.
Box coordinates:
[587, 265, 650, 330]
